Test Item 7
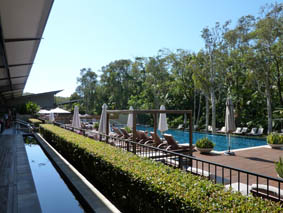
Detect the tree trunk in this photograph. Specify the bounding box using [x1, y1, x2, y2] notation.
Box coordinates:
[205, 95, 209, 132]
[275, 57, 283, 105]
[211, 89, 216, 133]
[196, 93, 202, 127]
[266, 83, 273, 134]
[193, 89, 196, 125]
[265, 66, 273, 134]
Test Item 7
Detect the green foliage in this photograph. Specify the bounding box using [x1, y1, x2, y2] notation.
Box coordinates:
[275, 157, 283, 178]
[93, 122, 99, 129]
[72, 3, 282, 133]
[17, 101, 39, 115]
[26, 101, 40, 115]
[24, 136, 38, 145]
[124, 126, 132, 133]
[28, 118, 42, 127]
[39, 124, 282, 212]
[196, 138, 215, 148]
[267, 133, 283, 144]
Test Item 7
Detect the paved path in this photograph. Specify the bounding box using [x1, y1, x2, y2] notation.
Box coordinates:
[0, 128, 41, 213]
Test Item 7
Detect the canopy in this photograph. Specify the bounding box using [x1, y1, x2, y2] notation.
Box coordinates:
[158, 105, 168, 134]
[72, 106, 81, 128]
[38, 109, 50, 114]
[98, 103, 108, 134]
[50, 107, 70, 114]
[127, 106, 134, 129]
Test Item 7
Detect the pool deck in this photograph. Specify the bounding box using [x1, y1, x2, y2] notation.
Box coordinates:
[0, 128, 41, 213]
[192, 146, 283, 187]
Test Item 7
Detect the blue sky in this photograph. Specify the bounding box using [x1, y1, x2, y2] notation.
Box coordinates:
[24, 0, 280, 97]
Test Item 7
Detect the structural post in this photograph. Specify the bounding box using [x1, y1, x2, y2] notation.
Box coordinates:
[189, 112, 193, 157]
[133, 111, 136, 154]
[106, 113, 109, 143]
[153, 112, 157, 142]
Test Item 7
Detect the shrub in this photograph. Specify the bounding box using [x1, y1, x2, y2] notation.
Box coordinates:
[39, 124, 282, 212]
[267, 133, 283, 144]
[276, 157, 283, 178]
[196, 138, 215, 148]
[28, 118, 42, 127]
[124, 126, 132, 133]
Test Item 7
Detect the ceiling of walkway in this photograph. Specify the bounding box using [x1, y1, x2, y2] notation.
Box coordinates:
[0, 0, 54, 103]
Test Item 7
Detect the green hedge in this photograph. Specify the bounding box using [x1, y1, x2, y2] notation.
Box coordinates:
[28, 118, 42, 127]
[39, 124, 282, 212]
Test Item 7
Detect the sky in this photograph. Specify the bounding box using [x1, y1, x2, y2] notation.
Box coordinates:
[24, 0, 281, 97]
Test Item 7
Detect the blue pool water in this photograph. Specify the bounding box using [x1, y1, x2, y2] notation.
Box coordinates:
[137, 125, 267, 151]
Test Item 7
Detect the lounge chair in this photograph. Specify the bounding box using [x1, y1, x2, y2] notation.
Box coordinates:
[177, 124, 184, 130]
[136, 130, 152, 144]
[149, 132, 168, 148]
[208, 125, 213, 132]
[247, 128, 257, 136]
[241, 127, 248, 135]
[120, 128, 133, 139]
[112, 127, 124, 138]
[233, 127, 242, 134]
[163, 134, 195, 152]
[254, 127, 264, 136]
[217, 126, 226, 133]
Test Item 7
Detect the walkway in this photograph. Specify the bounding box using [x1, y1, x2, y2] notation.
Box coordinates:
[0, 128, 41, 213]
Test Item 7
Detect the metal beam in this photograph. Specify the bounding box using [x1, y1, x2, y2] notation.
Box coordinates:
[0, 83, 25, 92]
[0, 75, 29, 81]
[0, 18, 12, 92]
[4, 38, 42, 42]
[0, 62, 33, 69]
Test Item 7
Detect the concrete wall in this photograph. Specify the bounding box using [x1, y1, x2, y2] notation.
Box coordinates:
[6, 93, 55, 109]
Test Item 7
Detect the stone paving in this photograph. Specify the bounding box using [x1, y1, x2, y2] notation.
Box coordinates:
[0, 128, 41, 213]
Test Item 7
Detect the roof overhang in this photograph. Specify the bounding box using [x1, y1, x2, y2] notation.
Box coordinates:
[0, 0, 54, 102]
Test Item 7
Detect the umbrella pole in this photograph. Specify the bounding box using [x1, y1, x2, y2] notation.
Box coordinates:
[228, 134, 231, 152]
[224, 133, 235, 156]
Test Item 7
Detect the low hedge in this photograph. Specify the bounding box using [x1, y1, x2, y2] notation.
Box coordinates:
[39, 124, 282, 212]
[28, 118, 42, 127]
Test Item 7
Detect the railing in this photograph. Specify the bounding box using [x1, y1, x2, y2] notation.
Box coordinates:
[49, 121, 283, 202]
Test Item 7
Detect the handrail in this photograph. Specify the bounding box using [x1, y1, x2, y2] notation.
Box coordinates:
[47, 123, 283, 202]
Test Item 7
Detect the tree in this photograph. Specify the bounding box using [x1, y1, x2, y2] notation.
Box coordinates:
[76, 68, 98, 114]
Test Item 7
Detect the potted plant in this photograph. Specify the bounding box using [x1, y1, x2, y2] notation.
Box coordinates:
[267, 133, 283, 149]
[275, 157, 283, 179]
[196, 137, 215, 154]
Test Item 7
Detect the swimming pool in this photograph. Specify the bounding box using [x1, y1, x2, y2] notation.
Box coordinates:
[137, 126, 267, 151]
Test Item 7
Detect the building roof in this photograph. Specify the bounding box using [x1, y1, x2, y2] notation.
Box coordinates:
[0, 0, 54, 102]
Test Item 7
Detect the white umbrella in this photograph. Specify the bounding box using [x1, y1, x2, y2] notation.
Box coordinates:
[158, 105, 168, 135]
[50, 107, 70, 114]
[98, 103, 108, 134]
[38, 109, 50, 114]
[49, 112, 55, 122]
[72, 106, 81, 128]
[127, 106, 134, 129]
[224, 97, 236, 155]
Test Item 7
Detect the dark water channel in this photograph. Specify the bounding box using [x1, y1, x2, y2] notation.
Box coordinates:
[24, 136, 87, 213]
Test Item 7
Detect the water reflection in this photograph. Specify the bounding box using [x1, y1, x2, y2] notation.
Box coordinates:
[24, 137, 85, 213]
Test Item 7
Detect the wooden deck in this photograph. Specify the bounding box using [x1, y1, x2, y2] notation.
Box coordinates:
[0, 128, 41, 213]
[191, 146, 283, 189]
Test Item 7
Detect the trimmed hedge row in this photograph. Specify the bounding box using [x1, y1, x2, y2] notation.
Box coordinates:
[28, 118, 42, 127]
[39, 124, 282, 212]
